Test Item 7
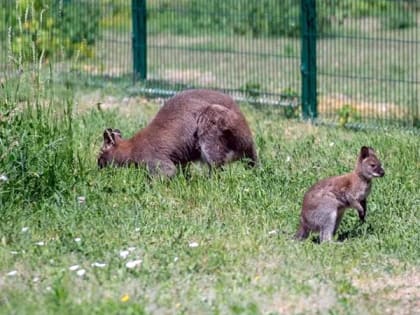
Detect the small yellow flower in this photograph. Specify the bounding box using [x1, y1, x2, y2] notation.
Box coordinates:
[175, 303, 181, 308]
[254, 275, 260, 281]
[121, 294, 130, 302]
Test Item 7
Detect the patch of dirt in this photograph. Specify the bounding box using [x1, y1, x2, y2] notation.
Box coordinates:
[76, 91, 161, 119]
[264, 282, 337, 315]
[243, 253, 337, 315]
[319, 94, 408, 119]
[282, 121, 319, 141]
[78, 64, 126, 77]
[150, 35, 209, 46]
[162, 69, 216, 86]
[352, 268, 420, 315]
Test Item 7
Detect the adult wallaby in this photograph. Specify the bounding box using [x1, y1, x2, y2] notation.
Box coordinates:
[97, 89, 258, 176]
[295, 146, 385, 242]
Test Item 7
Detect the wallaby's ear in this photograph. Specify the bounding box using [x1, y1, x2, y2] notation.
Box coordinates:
[360, 146, 371, 159]
[103, 128, 116, 146]
[112, 129, 122, 139]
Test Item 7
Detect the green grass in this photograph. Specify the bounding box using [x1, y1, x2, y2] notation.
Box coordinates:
[0, 78, 419, 315]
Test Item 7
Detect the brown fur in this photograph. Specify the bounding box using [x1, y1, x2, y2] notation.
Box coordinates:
[295, 146, 385, 242]
[97, 89, 257, 176]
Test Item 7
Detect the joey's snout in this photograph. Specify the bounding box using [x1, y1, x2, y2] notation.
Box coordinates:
[376, 167, 385, 177]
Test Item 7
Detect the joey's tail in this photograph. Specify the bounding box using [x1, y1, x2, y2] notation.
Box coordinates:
[294, 223, 310, 241]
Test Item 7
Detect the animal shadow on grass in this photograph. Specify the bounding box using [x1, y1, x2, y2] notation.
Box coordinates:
[336, 222, 375, 242]
[307, 222, 375, 244]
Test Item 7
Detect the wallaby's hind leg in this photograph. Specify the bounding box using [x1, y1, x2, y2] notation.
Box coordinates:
[197, 104, 238, 168]
[199, 136, 232, 168]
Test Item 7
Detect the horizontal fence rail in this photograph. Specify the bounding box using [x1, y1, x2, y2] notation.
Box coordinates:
[0, 0, 418, 128]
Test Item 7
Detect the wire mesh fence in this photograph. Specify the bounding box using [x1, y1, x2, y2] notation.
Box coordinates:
[0, 0, 418, 128]
[145, 0, 302, 107]
[316, 1, 419, 127]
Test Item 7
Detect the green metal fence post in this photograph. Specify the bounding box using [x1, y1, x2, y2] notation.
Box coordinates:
[132, 0, 147, 81]
[300, 0, 317, 120]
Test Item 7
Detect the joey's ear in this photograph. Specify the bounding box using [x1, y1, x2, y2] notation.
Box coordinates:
[360, 146, 371, 159]
[368, 147, 376, 155]
[103, 128, 116, 146]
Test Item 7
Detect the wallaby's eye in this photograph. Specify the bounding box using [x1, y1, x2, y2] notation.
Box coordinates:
[370, 164, 376, 168]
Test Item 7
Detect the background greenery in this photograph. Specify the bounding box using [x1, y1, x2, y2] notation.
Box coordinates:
[2, 0, 101, 62]
[2, 0, 417, 63]
[148, 0, 418, 36]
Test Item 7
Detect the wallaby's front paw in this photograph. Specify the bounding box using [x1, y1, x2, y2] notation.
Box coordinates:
[359, 211, 366, 223]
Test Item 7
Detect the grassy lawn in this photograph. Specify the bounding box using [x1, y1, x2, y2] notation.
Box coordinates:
[0, 77, 419, 314]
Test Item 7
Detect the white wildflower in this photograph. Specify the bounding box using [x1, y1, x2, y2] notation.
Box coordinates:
[286, 156, 291, 162]
[91, 262, 107, 268]
[174, 256, 179, 263]
[76, 269, 86, 277]
[119, 250, 130, 259]
[189, 242, 199, 248]
[7, 270, 17, 276]
[35, 241, 45, 246]
[33, 277, 40, 282]
[127, 247, 136, 252]
[77, 196, 86, 204]
[74, 237, 81, 243]
[10, 251, 18, 255]
[268, 230, 278, 236]
[21, 227, 29, 233]
[134, 227, 141, 232]
[0, 174, 8, 182]
[69, 265, 80, 271]
[125, 259, 142, 269]
[329, 142, 335, 147]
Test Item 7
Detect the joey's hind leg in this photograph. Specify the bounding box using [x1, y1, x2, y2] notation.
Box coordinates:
[320, 227, 335, 242]
[294, 222, 310, 241]
[319, 210, 338, 243]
